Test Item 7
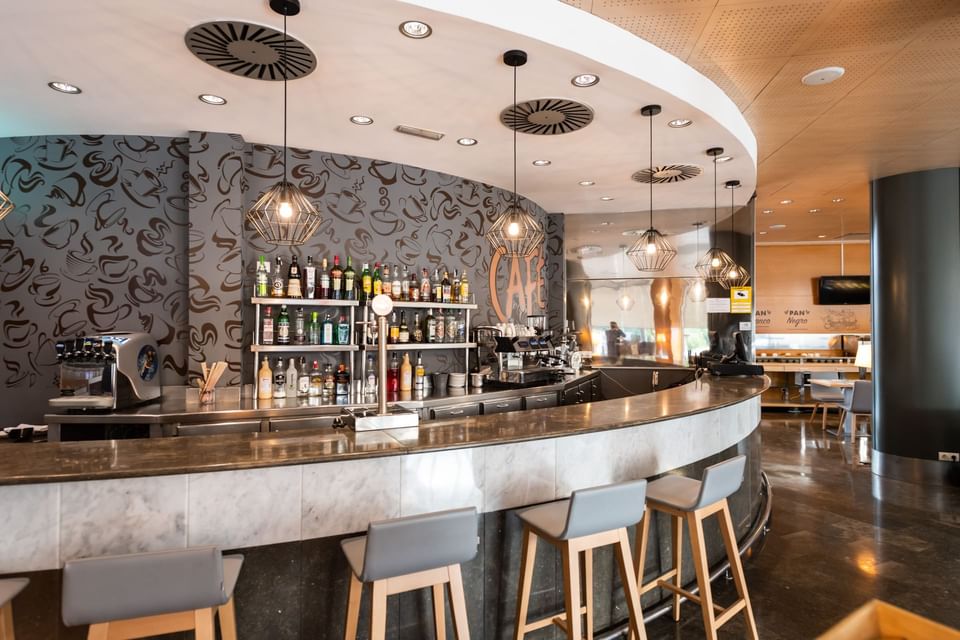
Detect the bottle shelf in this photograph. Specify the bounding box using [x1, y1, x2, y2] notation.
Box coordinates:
[251, 297, 360, 307]
[375, 300, 478, 310]
[361, 342, 477, 352]
[251, 345, 359, 353]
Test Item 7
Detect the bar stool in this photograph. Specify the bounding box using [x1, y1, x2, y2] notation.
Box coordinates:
[635, 456, 757, 640]
[62, 546, 243, 640]
[1, 578, 29, 640]
[341, 507, 478, 640]
[514, 479, 648, 640]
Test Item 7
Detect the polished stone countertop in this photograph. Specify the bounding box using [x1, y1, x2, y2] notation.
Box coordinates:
[3, 374, 768, 486]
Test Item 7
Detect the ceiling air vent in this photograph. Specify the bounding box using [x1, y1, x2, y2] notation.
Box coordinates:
[632, 164, 702, 184]
[185, 21, 317, 80]
[500, 98, 594, 135]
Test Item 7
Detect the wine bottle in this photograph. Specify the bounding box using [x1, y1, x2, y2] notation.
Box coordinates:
[330, 255, 343, 300]
[432, 269, 442, 303]
[261, 306, 274, 345]
[441, 271, 452, 304]
[412, 312, 423, 343]
[388, 311, 399, 344]
[398, 311, 410, 344]
[382, 264, 391, 299]
[420, 268, 431, 302]
[459, 270, 470, 304]
[452, 269, 460, 303]
[372, 262, 383, 297]
[360, 263, 372, 303]
[319, 257, 330, 299]
[277, 305, 291, 345]
[287, 255, 302, 298]
[426, 308, 437, 343]
[408, 267, 419, 302]
[391, 264, 402, 300]
[343, 257, 356, 300]
[304, 256, 316, 299]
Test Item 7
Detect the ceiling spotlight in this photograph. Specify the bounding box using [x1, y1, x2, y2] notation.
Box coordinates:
[770, 224, 787, 230]
[779, 199, 793, 205]
[399, 20, 432, 39]
[668, 118, 693, 128]
[762, 209, 774, 214]
[48, 81, 81, 94]
[532, 159, 551, 166]
[832, 197, 845, 203]
[579, 180, 595, 186]
[621, 229, 645, 236]
[818, 234, 827, 238]
[198, 94, 227, 106]
[715, 155, 733, 163]
[599, 221, 612, 226]
[809, 208, 822, 213]
[350, 115, 374, 125]
[759, 231, 768, 235]
[571, 74, 599, 87]
[456, 137, 477, 146]
[801, 66, 845, 86]
[600, 196, 615, 201]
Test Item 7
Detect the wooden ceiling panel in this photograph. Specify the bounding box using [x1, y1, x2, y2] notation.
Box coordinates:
[803, 0, 957, 53]
[599, 8, 712, 58]
[695, 57, 788, 109]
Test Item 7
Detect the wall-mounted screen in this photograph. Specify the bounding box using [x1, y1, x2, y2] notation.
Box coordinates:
[817, 275, 870, 305]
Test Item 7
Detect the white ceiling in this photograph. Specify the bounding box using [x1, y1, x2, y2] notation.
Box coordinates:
[0, 0, 758, 223]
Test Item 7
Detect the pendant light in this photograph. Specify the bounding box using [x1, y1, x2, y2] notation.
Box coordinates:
[0, 189, 13, 222]
[627, 105, 677, 272]
[696, 147, 737, 281]
[245, 0, 323, 246]
[720, 179, 751, 289]
[485, 50, 545, 259]
[687, 222, 708, 302]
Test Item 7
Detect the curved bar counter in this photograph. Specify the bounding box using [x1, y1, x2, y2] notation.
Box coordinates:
[0, 373, 767, 638]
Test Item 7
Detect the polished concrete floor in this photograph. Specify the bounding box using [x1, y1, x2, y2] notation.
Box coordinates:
[642, 412, 960, 639]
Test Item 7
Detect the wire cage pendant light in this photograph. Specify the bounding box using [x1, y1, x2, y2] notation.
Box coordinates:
[627, 105, 677, 272]
[485, 50, 545, 259]
[695, 147, 737, 282]
[720, 179, 751, 290]
[0, 189, 14, 222]
[245, 0, 323, 246]
[687, 222, 708, 302]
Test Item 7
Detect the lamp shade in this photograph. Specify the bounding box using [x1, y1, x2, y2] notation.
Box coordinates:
[719, 261, 751, 290]
[0, 189, 13, 221]
[695, 247, 736, 282]
[485, 204, 544, 258]
[855, 342, 872, 369]
[626, 228, 677, 272]
[246, 181, 323, 246]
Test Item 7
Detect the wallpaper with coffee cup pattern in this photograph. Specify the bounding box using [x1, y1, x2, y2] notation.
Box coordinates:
[0, 132, 561, 425]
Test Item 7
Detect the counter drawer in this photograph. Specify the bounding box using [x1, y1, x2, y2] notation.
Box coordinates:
[270, 415, 339, 431]
[481, 398, 523, 415]
[523, 393, 558, 409]
[430, 403, 481, 420]
[177, 420, 262, 436]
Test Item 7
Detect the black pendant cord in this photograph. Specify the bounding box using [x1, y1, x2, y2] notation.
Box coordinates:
[512, 63, 518, 210]
[649, 110, 654, 230]
[713, 155, 718, 229]
[283, 13, 288, 185]
[730, 187, 737, 262]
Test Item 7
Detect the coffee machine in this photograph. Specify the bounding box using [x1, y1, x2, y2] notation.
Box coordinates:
[48, 332, 162, 411]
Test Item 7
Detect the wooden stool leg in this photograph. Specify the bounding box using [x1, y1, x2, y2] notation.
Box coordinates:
[670, 514, 684, 622]
[822, 404, 829, 434]
[344, 573, 363, 640]
[432, 582, 447, 640]
[86, 623, 109, 640]
[720, 502, 758, 640]
[194, 607, 216, 640]
[447, 564, 470, 640]
[583, 549, 594, 640]
[615, 528, 647, 640]
[0, 602, 14, 640]
[561, 542, 583, 640]
[370, 580, 388, 640]
[513, 527, 537, 640]
[809, 403, 819, 424]
[687, 511, 718, 640]
[634, 507, 652, 586]
[217, 595, 238, 640]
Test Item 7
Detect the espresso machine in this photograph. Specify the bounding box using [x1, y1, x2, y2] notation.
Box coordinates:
[48, 332, 162, 411]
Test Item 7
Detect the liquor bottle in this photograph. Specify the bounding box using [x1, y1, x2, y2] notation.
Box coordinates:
[273, 357, 286, 399]
[319, 257, 330, 299]
[322, 363, 334, 399]
[287, 255, 303, 298]
[309, 360, 322, 397]
[412, 312, 424, 343]
[426, 308, 437, 343]
[372, 262, 383, 297]
[261, 306, 274, 345]
[336, 315, 350, 345]
[330, 256, 343, 300]
[391, 264, 402, 300]
[452, 270, 461, 303]
[257, 357, 273, 399]
[335, 363, 350, 396]
[398, 311, 410, 344]
[409, 268, 419, 302]
[360, 263, 372, 303]
[432, 269, 443, 303]
[256, 256, 270, 297]
[400, 353, 413, 392]
[285, 357, 298, 397]
[441, 271, 452, 304]
[382, 264, 391, 299]
[459, 270, 470, 304]
[456, 310, 466, 342]
[304, 256, 317, 299]
[277, 305, 291, 345]
[388, 311, 400, 344]
[272, 256, 285, 297]
[365, 354, 377, 394]
[435, 308, 445, 343]
[307, 311, 320, 345]
[294, 307, 306, 345]
[343, 257, 356, 300]
[446, 309, 457, 344]
[420, 268, 431, 302]
[414, 352, 425, 391]
[387, 353, 400, 392]
[297, 357, 310, 397]
[321, 313, 334, 345]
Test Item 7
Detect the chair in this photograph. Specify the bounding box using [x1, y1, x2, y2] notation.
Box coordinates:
[635, 456, 757, 640]
[514, 479, 648, 640]
[808, 372, 845, 434]
[1, 578, 29, 640]
[837, 380, 872, 441]
[62, 546, 242, 640]
[341, 507, 478, 640]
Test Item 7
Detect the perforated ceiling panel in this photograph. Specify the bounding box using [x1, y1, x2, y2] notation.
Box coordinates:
[695, 1, 832, 60]
[696, 58, 789, 109]
[807, 0, 956, 52]
[606, 12, 705, 57]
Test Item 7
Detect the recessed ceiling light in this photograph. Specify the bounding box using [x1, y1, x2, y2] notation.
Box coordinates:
[809, 208, 822, 213]
[399, 20, 432, 39]
[818, 234, 827, 238]
[762, 209, 774, 214]
[759, 231, 768, 235]
[779, 199, 793, 205]
[832, 197, 844, 203]
[579, 180, 595, 186]
[350, 115, 374, 125]
[532, 159, 551, 167]
[571, 74, 599, 88]
[621, 229, 645, 236]
[48, 81, 81, 94]
[668, 118, 693, 128]
[198, 94, 227, 106]
[715, 155, 733, 163]
[801, 66, 845, 86]
[599, 221, 612, 226]
[600, 196, 615, 201]
[770, 224, 787, 230]
[456, 137, 477, 146]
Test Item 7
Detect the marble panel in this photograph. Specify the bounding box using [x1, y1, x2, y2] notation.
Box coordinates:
[400, 448, 484, 516]
[60, 475, 187, 563]
[0, 483, 59, 572]
[188, 466, 301, 549]
[301, 457, 401, 539]
[483, 439, 557, 511]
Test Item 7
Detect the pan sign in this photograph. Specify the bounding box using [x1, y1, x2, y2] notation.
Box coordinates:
[730, 286, 753, 313]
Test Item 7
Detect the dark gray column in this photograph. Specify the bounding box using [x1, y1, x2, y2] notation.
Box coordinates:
[871, 168, 960, 486]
